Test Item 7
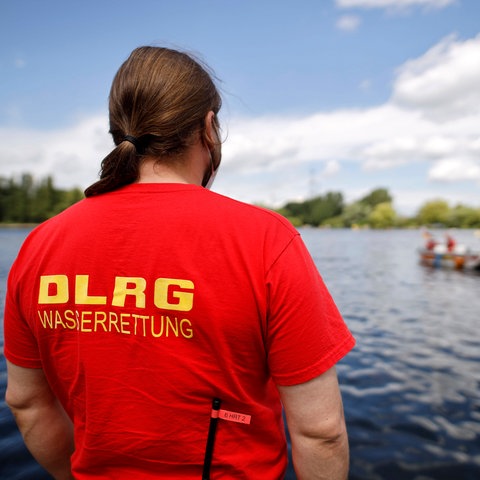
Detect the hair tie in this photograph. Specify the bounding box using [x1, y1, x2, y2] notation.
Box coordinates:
[124, 135, 143, 154]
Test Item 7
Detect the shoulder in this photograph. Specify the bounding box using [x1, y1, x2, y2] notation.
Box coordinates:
[13, 198, 88, 254]
[207, 190, 298, 235]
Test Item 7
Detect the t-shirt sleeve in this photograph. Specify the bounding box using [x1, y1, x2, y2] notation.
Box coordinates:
[3, 262, 42, 368]
[266, 234, 355, 386]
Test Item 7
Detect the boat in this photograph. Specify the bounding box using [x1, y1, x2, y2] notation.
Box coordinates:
[418, 243, 480, 270]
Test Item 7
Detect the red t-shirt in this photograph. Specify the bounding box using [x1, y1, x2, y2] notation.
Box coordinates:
[4, 183, 354, 479]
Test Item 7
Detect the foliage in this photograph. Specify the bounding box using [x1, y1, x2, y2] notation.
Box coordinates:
[0, 174, 84, 224]
[332, 201, 371, 228]
[281, 192, 344, 226]
[359, 188, 392, 208]
[317, 188, 396, 228]
[367, 202, 397, 229]
[415, 199, 450, 226]
[447, 204, 480, 228]
[274, 187, 480, 229]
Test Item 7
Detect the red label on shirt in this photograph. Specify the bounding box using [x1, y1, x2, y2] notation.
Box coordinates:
[218, 409, 251, 424]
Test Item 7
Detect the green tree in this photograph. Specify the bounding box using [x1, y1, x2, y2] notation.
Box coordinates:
[54, 188, 84, 213]
[5, 174, 35, 222]
[307, 192, 344, 226]
[273, 187, 480, 229]
[31, 176, 57, 221]
[0, 173, 84, 223]
[282, 192, 344, 226]
[338, 201, 371, 227]
[328, 188, 394, 228]
[368, 202, 397, 229]
[447, 204, 480, 228]
[416, 199, 450, 226]
[359, 188, 392, 208]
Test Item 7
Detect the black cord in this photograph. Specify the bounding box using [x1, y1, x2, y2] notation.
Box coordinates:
[202, 398, 222, 480]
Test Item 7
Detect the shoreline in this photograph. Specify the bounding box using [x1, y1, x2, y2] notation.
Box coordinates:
[0, 223, 38, 229]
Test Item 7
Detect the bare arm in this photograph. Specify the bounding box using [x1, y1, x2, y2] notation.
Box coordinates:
[278, 367, 349, 480]
[5, 360, 74, 480]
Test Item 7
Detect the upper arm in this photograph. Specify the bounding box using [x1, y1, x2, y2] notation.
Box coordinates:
[266, 235, 355, 387]
[5, 360, 55, 410]
[277, 367, 346, 440]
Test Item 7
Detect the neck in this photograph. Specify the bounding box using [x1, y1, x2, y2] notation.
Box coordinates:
[137, 141, 209, 185]
[137, 158, 190, 184]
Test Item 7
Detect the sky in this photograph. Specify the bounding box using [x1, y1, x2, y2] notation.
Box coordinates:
[1, 0, 480, 215]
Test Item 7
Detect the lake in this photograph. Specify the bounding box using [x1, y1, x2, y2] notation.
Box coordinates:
[1, 227, 479, 479]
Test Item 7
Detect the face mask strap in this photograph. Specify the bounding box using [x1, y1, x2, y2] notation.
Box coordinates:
[202, 152, 217, 189]
[201, 115, 221, 189]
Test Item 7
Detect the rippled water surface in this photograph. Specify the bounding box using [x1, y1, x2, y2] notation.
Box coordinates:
[1, 227, 479, 479]
[301, 228, 480, 480]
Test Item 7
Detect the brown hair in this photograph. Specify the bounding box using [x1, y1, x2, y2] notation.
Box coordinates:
[85, 46, 222, 197]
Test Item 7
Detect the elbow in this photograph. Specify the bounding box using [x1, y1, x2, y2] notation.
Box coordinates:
[5, 387, 30, 421]
[318, 423, 349, 455]
[289, 414, 350, 480]
[5, 384, 43, 415]
[5, 386, 22, 412]
[293, 411, 348, 448]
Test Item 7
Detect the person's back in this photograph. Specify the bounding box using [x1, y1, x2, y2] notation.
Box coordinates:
[4, 46, 354, 479]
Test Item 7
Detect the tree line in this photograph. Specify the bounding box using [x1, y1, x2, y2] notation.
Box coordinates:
[275, 188, 480, 229]
[0, 174, 84, 224]
[1, 174, 479, 229]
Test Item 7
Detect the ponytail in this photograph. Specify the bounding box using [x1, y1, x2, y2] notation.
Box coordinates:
[84, 140, 139, 197]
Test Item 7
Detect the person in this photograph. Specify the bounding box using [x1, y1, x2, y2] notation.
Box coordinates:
[4, 46, 355, 480]
[445, 233, 456, 252]
[424, 231, 437, 251]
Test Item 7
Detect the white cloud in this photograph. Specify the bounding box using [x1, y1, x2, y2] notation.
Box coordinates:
[220, 102, 479, 180]
[0, 114, 112, 189]
[335, 0, 456, 11]
[362, 131, 480, 175]
[392, 34, 480, 120]
[323, 160, 341, 176]
[336, 15, 362, 32]
[429, 157, 480, 182]
[219, 31, 480, 207]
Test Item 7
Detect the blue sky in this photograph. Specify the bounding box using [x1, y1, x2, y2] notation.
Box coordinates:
[1, 0, 480, 214]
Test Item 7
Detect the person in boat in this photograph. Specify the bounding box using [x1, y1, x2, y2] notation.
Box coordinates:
[424, 231, 437, 251]
[446, 233, 456, 252]
[4, 46, 354, 480]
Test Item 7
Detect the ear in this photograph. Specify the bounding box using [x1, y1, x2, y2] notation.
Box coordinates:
[203, 111, 218, 148]
[203, 110, 222, 172]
